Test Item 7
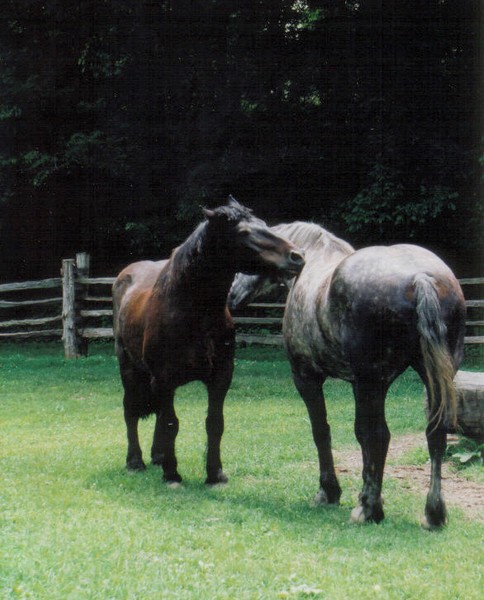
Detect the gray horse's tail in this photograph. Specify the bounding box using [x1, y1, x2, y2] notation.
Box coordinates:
[414, 273, 457, 429]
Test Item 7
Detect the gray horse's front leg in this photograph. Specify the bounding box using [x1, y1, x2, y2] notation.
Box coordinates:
[293, 369, 342, 505]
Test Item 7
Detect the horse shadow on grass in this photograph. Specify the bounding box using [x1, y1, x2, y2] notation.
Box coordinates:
[84, 460, 457, 546]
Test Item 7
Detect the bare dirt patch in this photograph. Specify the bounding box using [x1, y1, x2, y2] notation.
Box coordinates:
[335, 433, 483, 522]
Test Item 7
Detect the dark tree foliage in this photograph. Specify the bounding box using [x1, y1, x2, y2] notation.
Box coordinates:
[0, 0, 481, 279]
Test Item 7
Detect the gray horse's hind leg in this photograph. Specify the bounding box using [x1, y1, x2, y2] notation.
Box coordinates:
[412, 326, 457, 529]
[416, 369, 448, 529]
[422, 421, 448, 529]
[351, 378, 390, 524]
[292, 369, 342, 505]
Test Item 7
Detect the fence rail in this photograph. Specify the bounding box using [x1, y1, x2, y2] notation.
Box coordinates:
[0, 253, 482, 356]
[0, 275, 63, 340]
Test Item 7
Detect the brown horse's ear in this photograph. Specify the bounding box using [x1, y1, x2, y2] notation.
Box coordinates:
[202, 206, 216, 219]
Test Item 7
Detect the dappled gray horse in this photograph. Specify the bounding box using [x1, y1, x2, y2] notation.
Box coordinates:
[229, 222, 466, 528]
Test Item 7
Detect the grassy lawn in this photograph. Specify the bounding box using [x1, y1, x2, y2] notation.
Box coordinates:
[1, 342, 483, 599]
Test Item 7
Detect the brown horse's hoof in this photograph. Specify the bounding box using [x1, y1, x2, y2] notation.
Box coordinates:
[126, 460, 146, 472]
[166, 481, 182, 489]
[163, 472, 182, 484]
[205, 471, 228, 486]
[312, 489, 339, 506]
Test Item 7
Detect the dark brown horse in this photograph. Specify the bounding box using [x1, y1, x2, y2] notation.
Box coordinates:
[113, 198, 304, 485]
[228, 221, 466, 528]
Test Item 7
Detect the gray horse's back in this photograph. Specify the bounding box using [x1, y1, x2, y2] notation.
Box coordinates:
[329, 244, 463, 324]
[327, 244, 465, 376]
[332, 244, 457, 294]
[284, 243, 465, 382]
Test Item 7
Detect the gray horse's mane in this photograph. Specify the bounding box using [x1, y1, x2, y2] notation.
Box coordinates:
[272, 221, 354, 257]
[227, 220, 354, 310]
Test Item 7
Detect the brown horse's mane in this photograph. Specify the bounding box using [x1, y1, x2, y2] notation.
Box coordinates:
[168, 221, 207, 280]
[272, 221, 354, 258]
[165, 203, 254, 285]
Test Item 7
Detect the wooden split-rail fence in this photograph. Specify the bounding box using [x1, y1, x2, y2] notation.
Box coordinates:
[0, 252, 483, 358]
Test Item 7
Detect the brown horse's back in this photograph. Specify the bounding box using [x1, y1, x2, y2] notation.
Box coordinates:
[114, 260, 167, 301]
[113, 260, 168, 359]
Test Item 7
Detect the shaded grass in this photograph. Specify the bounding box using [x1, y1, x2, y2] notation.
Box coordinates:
[1, 342, 483, 599]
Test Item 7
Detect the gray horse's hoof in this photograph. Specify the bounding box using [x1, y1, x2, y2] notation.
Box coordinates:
[420, 514, 448, 530]
[350, 500, 385, 524]
[350, 505, 367, 524]
[313, 489, 329, 506]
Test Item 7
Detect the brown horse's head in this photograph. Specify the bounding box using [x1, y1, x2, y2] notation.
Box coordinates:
[203, 196, 305, 277]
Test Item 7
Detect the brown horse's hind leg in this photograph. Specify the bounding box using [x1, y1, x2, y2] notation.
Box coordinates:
[119, 353, 151, 471]
[292, 369, 341, 505]
[124, 408, 145, 471]
[351, 378, 390, 524]
[151, 386, 182, 483]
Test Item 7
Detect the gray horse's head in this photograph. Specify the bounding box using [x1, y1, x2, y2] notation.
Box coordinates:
[227, 271, 293, 311]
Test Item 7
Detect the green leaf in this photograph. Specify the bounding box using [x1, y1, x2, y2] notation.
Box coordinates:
[456, 452, 479, 464]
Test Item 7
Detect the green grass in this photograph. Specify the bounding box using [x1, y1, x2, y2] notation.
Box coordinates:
[1, 342, 483, 599]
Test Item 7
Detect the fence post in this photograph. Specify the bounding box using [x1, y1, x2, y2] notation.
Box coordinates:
[76, 252, 90, 279]
[76, 252, 90, 356]
[62, 258, 80, 358]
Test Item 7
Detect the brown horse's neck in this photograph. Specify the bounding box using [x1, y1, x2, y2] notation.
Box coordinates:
[156, 221, 236, 311]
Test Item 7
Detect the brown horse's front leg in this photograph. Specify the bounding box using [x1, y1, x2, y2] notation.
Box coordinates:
[205, 361, 233, 485]
[151, 386, 182, 483]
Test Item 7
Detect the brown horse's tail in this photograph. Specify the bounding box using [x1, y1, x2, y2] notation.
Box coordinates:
[414, 274, 457, 429]
[112, 273, 132, 349]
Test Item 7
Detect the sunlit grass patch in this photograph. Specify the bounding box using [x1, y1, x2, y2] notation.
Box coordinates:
[1, 342, 483, 599]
